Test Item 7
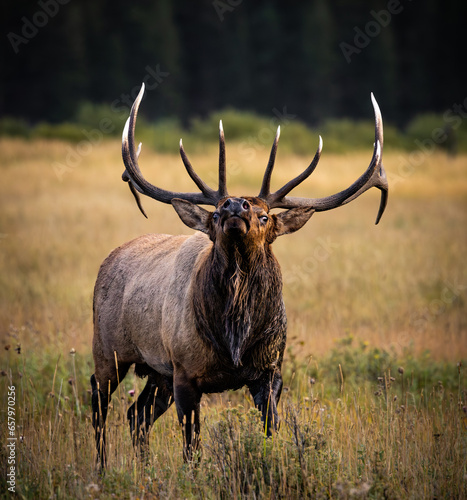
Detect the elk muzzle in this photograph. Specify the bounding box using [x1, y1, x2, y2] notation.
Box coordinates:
[220, 197, 251, 237]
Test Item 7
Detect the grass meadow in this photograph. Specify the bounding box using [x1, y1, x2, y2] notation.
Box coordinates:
[0, 136, 466, 498]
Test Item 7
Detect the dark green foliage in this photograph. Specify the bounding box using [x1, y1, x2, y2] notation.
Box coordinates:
[285, 334, 465, 399]
[5, 104, 467, 154]
[0, 118, 31, 138]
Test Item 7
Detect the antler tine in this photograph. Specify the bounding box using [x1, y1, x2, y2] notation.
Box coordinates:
[179, 121, 228, 200]
[122, 142, 148, 218]
[258, 126, 281, 199]
[263, 135, 323, 207]
[122, 83, 221, 212]
[122, 84, 146, 184]
[218, 120, 228, 198]
[336, 93, 388, 224]
[264, 94, 388, 224]
[179, 139, 215, 195]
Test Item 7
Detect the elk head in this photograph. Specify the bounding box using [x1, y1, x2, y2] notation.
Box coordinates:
[121, 83, 388, 241]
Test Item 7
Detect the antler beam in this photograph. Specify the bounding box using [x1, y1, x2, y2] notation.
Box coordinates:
[258, 93, 388, 224]
[122, 84, 388, 224]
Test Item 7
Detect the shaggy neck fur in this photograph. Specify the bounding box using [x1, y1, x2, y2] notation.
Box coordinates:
[193, 237, 285, 367]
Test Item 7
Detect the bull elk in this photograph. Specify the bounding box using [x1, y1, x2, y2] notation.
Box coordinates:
[91, 83, 388, 466]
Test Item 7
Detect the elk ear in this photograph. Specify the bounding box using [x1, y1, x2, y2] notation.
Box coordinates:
[275, 206, 315, 237]
[171, 198, 211, 234]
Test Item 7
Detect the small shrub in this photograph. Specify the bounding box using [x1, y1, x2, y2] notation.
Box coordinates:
[0, 117, 31, 138]
[74, 101, 126, 135]
[32, 122, 84, 142]
[140, 118, 185, 153]
[405, 112, 467, 154]
[190, 109, 271, 141]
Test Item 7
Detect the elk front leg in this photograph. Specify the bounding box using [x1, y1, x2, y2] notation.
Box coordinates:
[173, 369, 201, 462]
[248, 370, 283, 436]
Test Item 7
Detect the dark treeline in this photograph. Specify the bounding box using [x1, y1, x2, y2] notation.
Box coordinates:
[1, 0, 465, 128]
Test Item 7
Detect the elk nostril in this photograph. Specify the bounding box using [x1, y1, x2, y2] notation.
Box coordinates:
[242, 200, 250, 210]
[223, 199, 231, 208]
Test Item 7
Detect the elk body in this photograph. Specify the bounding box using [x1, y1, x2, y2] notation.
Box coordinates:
[91, 83, 388, 466]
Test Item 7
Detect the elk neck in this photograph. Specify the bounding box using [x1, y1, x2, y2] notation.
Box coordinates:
[192, 237, 286, 368]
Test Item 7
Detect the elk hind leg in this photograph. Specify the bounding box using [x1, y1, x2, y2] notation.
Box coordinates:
[127, 366, 173, 460]
[91, 360, 130, 468]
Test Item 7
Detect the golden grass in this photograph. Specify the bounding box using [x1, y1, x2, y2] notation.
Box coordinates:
[0, 137, 465, 359]
[2, 343, 465, 498]
[0, 138, 466, 498]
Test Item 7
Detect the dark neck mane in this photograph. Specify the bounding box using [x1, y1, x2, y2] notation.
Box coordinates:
[193, 239, 285, 367]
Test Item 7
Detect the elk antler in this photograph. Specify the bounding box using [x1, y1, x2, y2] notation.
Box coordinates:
[122, 83, 228, 217]
[258, 93, 388, 224]
[122, 85, 388, 224]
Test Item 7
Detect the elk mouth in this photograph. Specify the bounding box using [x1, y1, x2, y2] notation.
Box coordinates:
[222, 215, 250, 236]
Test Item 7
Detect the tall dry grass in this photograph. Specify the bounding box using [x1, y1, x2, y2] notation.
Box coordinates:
[0, 137, 466, 498]
[0, 137, 465, 358]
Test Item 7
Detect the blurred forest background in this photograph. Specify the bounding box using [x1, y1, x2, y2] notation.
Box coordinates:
[1, 0, 466, 140]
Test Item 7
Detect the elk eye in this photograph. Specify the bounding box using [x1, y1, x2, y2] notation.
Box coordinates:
[212, 213, 220, 222]
[260, 215, 269, 224]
